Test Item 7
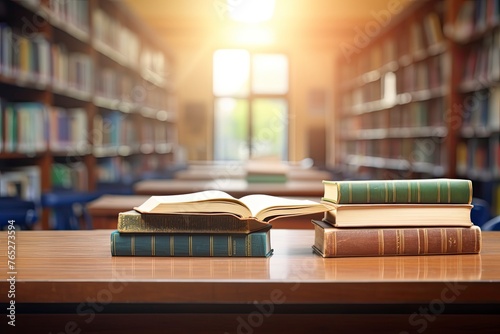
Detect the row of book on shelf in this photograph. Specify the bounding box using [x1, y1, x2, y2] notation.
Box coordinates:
[0, 163, 88, 202]
[345, 0, 500, 78]
[347, 52, 448, 108]
[461, 28, 500, 87]
[342, 33, 500, 138]
[5, 0, 167, 79]
[93, 7, 167, 83]
[456, 135, 500, 179]
[17, 0, 89, 34]
[450, 0, 500, 42]
[345, 8, 446, 76]
[0, 100, 174, 155]
[0, 21, 167, 94]
[342, 136, 500, 179]
[111, 178, 482, 258]
[343, 137, 447, 166]
[1, 154, 175, 200]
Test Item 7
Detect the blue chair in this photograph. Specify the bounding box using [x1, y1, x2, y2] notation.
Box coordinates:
[471, 198, 491, 228]
[481, 216, 500, 231]
[41, 191, 100, 230]
[0, 197, 38, 230]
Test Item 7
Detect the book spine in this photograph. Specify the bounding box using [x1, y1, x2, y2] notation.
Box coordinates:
[110, 230, 272, 257]
[320, 226, 481, 257]
[117, 211, 263, 234]
[336, 179, 472, 204]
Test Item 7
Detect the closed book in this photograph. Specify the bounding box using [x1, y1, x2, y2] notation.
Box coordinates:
[118, 210, 270, 234]
[322, 178, 472, 204]
[323, 203, 473, 228]
[110, 230, 273, 257]
[312, 220, 482, 258]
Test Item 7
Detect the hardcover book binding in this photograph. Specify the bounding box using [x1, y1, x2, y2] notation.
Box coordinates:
[312, 220, 481, 258]
[118, 210, 270, 234]
[322, 178, 473, 204]
[322, 203, 473, 228]
[110, 229, 273, 257]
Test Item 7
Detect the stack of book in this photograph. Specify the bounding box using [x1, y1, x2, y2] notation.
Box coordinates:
[244, 160, 289, 183]
[110, 190, 330, 257]
[313, 178, 482, 257]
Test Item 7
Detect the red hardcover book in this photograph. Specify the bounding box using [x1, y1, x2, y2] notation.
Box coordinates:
[312, 220, 481, 258]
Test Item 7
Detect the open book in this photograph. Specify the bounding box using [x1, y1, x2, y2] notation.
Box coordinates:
[134, 190, 331, 222]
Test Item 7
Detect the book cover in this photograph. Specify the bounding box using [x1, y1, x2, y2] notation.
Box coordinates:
[322, 178, 472, 204]
[312, 220, 481, 258]
[118, 210, 271, 234]
[110, 229, 273, 257]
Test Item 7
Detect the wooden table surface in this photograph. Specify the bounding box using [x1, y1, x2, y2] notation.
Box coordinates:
[1, 230, 499, 333]
[174, 167, 332, 181]
[134, 178, 325, 197]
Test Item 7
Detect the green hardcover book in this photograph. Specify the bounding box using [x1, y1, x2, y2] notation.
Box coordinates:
[110, 230, 273, 257]
[118, 210, 271, 234]
[322, 178, 472, 204]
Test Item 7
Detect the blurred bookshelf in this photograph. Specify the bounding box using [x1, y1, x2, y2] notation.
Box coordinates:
[0, 0, 179, 229]
[333, 0, 500, 216]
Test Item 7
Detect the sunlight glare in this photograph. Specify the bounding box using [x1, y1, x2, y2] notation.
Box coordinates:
[213, 49, 250, 97]
[228, 0, 276, 23]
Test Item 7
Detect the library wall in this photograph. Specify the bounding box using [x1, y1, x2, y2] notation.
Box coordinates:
[173, 45, 213, 161]
[172, 43, 334, 163]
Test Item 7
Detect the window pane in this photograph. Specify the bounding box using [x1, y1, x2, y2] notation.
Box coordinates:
[213, 49, 250, 97]
[251, 98, 288, 160]
[214, 98, 249, 160]
[252, 54, 288, 94]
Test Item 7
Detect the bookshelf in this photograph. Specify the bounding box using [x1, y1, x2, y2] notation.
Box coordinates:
[0, 0, 178, 229]
[333, 0, 500, 216]
[446, 0, 500, 216]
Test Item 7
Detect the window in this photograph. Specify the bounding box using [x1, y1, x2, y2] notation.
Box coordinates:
[213, 49, 289, 161]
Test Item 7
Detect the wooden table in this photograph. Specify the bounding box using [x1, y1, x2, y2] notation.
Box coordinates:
[87, 195, 324, 229]
[134, 179, 325, 197]
[1, 230, 499, 333]
[174, 166, 332, 181]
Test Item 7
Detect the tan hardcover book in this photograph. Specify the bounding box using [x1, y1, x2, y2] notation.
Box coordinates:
[312, 220, 481, 258]
[118, 210, 271, 234]
[323, 203, 473, 228]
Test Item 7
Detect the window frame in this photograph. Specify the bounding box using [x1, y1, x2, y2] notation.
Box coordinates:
[212, 49, 290, 161]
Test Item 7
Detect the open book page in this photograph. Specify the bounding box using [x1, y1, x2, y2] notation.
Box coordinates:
[239, 194, 331, 221]
[134, 190, 252, 217]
